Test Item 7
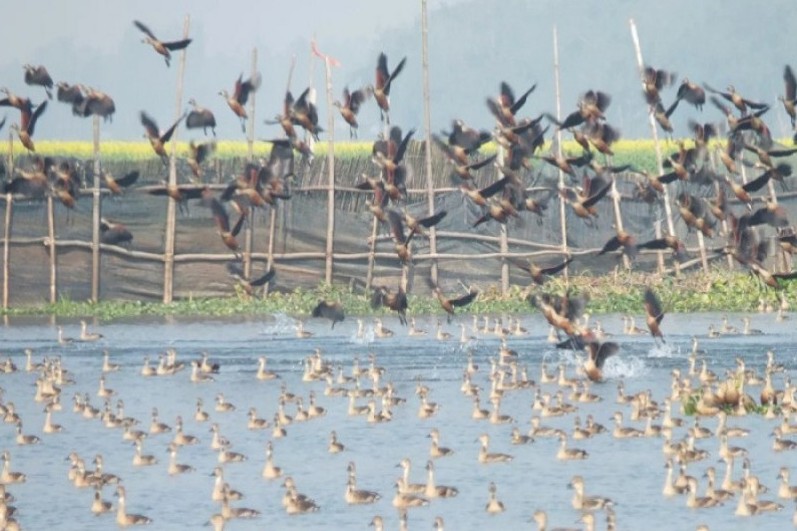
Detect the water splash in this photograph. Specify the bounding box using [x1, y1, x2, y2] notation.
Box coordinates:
[260, 313, 295, 335]
[350, 324, 375, 344]
[648, 343, 678, 358]
[603, 355, 649, 379]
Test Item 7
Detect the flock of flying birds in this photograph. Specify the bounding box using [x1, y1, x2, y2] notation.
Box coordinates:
[2, 23, 797, 325]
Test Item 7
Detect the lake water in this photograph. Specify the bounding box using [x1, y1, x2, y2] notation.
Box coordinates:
[1, 312, 796, 530]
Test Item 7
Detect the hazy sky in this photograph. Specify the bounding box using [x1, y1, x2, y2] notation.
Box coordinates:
[1, 0, 794, 143]
[0, 0, 447, 141]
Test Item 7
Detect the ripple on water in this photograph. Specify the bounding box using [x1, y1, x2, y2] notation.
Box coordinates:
[603, 355, 649, 379]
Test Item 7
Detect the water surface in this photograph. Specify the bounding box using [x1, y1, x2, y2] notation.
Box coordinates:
[1, 312, 795, 530]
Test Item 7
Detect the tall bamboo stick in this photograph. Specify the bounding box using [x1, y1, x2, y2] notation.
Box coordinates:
[495, 145, 509, 294]
[162, 14, 190, 304]
[2, 133, 12, 309]
[606, 154, 631, 270]
[323, 57, 336, 284]
[90, 116, 101, 302]
[421, 0, 438, 285]
[46, 196, 56, 303]
[628, 19, 681, 274]
[365, 216, 379, 290]
[243, 48, 258, 279]
[552, 25, 569, 283]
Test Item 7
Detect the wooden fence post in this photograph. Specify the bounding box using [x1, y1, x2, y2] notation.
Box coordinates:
[2, 133, 12, 309]
[421, 0, 439, 285]
[90, 116, 101, 302]
[628, 19, 683, 274]
[162, 14, 190, 304]
[323, 57, 336, 284]
[365, 217, 379, 290]
[243, 47, 257, 280]
[552, 25, 569, 283]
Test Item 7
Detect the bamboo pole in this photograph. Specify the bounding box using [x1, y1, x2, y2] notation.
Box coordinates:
[90, 116, 101, 302]
[365, 216, 379, 289]
[323, 56, 335, 284]
[552, 25, 569, 283]
[243, 48, 257, 280]
[495, 145, 509, 294]
[628, 19, 682, 274]
[606, 155, 631, 270]
[264, 57, 296, 296]
[46, 197, 56, 303]
[2, 132, 12, 309]
[32, 236, 704, 263]
[421, 0, 439, 285]
[162, 14, 190, 304]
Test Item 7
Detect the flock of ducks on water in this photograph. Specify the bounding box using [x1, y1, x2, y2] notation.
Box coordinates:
[0, 306, 796, 530]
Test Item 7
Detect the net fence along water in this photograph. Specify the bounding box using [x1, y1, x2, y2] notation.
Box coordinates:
[2, 141, 796, 306]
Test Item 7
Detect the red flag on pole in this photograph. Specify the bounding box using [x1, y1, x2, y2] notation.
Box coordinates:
[311, 39, 341, 68]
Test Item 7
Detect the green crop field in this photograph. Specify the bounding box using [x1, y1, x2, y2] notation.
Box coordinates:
[0, 138, 669, 172]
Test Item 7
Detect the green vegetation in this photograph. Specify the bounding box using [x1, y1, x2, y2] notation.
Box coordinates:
[0, 138, 662, 171]
[2, 269, 791, 321]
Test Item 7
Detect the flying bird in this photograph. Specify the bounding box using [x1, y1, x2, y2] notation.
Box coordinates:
[311, 301, 345, 329]
[643, 288, 665, 344]
[23, 64, 54, 99]
[140, 111, 185, 164]
[220, 72, 262, 133]
[371, 52, 407, 124]
[186, 98, 217, 136]
[133, 20, 192, 67]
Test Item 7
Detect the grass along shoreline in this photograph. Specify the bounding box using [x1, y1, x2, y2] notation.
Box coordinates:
[2, 270, 792, 321]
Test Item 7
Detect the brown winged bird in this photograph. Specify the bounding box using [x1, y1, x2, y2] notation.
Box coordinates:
[133, 20, 192, 67]
[186, 98, 217, 136]
[371, 52, 407, 124]
[140, 111, 185, 164]
[220, 72, 262, 133]
[52, 161, 81, 211]
[102, 170, 139, 195]
[187, 140, 216, 180]
[743, 144, 797, 170]
[334, 87, 370, 138]
[653, 99, 680, 134]
[0, 88, 32, 117]
[3, 156, 50, 197]
[676, 193, 715, 238]
[781, 65, 796, 127]
[428, 279, 478, 323]
[637, 233, 687, 262]
[227, 261, 276, 296]
[597, 229, 637, 261]
[402, 209, 447, 238]
[704, 84, 768, 115]
[486, 81, 536, 127]
[530, 292, 588, 338]
[73, 86, 115, 122]
[583, 341, 619, 382]
[9, 100, 47, 153]
[371, 285, 408, 325]
[100, 219, 133, 246]
[560, 174, 612, 227]
[311, 301, 345, 329]
[720, 216, 797, 291]
[643, 289, 665, 345]
[556, 90, 611, 130]
[23, 64, 54, 99]
[208, 198, 245, 253]
[290, 88, 323, 140]
[676, 78, 705, 110]
[641, 65, 676, 105]
[510, 257, 572, 286]
[147, 183, 206, 215]
[387, 210, 414, 264]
